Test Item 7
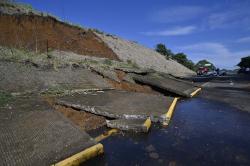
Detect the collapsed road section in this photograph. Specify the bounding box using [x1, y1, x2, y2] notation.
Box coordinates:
[130, 72, 200, 97]
[0, 2, 203, 165]
[56, 90, 175, 125]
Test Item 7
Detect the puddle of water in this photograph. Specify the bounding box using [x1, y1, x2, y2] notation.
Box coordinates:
[84, 98, 250, 166]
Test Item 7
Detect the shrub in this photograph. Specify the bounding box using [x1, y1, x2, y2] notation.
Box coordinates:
[126, 59, 139, 68]
[0, 91, 13, 107]
[173, 53, 195, 71]
[155, 43, 174, 59]
[103, 59, 112, 66]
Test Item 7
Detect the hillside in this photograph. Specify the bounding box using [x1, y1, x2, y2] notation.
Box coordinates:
[0, 2, 118, 60]
[0, 1, 195, 77]
[96, 33, 195, 77]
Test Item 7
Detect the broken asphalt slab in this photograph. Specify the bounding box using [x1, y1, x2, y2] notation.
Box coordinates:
[0, 96, 102, 166]
[0, 61, 111, 93]
[56, 90, 175, 123]
[114, 65, 154, 74]
[130, 73, 200, 97]
[106, 118, 151, 133]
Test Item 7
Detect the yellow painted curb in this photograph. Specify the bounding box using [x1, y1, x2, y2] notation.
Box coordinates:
[190, 88, 201, 97]
[53, 143, 104, 166]
[94, 129, 118, 142]
[143, 117, 152, 132]
[163, 97, 179, 126]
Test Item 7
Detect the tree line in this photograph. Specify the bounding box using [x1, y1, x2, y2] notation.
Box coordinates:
[155, 43, 250, 71]
[155, 43, 209, 71]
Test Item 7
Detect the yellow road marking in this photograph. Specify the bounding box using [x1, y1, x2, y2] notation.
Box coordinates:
[52, 143, 103, 166]
[94, 129, 118, 142]
[143, 118, 152, 132]
[163, 97, 179, 126]
[190, 88, 201, 97]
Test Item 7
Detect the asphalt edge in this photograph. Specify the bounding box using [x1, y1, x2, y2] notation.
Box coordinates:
[52, 143, 104, 166]
[94, 129, 118, 142]
[143, 117, 152, 132]
[163, 97, 179, 126]
[190, 88, 202, 97]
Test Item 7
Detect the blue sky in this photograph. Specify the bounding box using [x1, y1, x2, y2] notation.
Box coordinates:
[17, 0, 250, 69]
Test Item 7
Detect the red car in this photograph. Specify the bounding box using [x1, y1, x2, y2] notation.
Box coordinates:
[197, 67, 209, 75]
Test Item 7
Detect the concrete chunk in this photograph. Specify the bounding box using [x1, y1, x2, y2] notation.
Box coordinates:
[130, 73, 199, 97]
[56, 90, 174, 122]
[114, 66, 154, 74]
[106, 119, 151, 133]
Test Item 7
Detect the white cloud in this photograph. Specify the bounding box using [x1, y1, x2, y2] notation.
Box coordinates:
[142, 26, 196, 36]
[206, 6, 250, 29]
[179, 42, 250, 69]
[151, 6, 206, 23]
[236, 37, 250, 43]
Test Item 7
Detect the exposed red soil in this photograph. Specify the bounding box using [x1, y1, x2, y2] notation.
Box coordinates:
[0, 14, 118, 60]
[116, 70, 127, 80]
[54, 105, 106, 131]
[43, 96, 106, 131]
[107, 79, 155, 93]
[107, 70, 157, 94]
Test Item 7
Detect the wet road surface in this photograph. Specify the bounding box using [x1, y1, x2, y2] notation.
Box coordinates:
[85, 97, 250, 166]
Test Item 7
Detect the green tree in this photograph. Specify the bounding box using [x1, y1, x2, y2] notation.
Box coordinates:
[237, 56, 250, 68]
[196, 59, 216, 70]
[172, 53, 195, 71]
[155, 43, 174, 59]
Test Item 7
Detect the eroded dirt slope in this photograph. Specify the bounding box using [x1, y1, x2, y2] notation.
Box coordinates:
[0, 14, 118, 60]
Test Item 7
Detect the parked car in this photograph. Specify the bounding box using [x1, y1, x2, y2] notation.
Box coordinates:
[219, 70, 227, 76]
[206, 71, 217, 76]
[197, 67, 209, 75]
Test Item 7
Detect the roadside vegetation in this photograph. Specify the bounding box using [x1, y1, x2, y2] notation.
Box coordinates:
[0, 0, 86, 31]
[155, 43, 174, 59]
[0, 0, 34, 12]
[0, 46, 48, 63]
[172, 53, 195, 71]
[0, 45, 140, 73]
[0, 91, 12, 107]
